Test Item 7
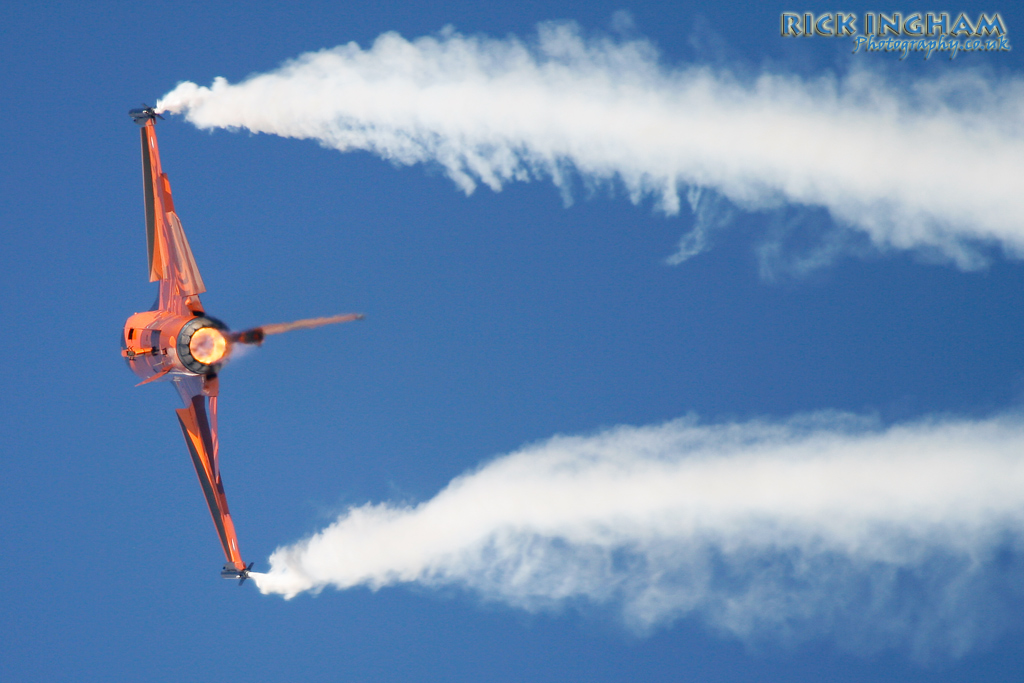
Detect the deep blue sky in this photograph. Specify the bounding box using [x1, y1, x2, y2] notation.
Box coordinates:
[2, 2, 1023, 681]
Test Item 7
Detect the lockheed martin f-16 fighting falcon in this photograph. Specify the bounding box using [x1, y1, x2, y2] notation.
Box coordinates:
[122, 106, 363, 584]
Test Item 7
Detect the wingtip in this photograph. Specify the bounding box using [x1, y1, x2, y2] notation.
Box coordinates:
[222, 561, 257, 586]
[129, 104, 165, 125]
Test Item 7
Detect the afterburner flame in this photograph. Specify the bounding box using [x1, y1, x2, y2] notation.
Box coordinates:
[189, 327, 228, 364]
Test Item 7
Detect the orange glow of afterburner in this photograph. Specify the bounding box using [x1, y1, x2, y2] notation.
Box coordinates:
[189, 327, 229, 364]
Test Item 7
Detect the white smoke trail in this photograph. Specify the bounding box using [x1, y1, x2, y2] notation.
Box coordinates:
[252, 413, 1024, 657]
[156, 23, 1024, 268]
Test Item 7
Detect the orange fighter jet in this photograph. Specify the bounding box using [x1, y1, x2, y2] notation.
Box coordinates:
[121, 106, 363, 583]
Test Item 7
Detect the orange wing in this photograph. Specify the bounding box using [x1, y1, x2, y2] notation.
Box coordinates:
[173, 375, 247, 576]
[134, 115, 247, 578]
[140, 119, 206, 317]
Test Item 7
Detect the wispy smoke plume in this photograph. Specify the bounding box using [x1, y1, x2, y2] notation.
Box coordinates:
[253, 413, 1024, 657]
[157, 23, 1024, 268]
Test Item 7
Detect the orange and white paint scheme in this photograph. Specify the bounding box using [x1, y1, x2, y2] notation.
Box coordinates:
[122, 107, 363, 583]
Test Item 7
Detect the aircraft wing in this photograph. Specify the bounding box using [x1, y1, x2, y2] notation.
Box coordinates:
[139, 119, 206, 317]
[172, 375, 247, 576]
